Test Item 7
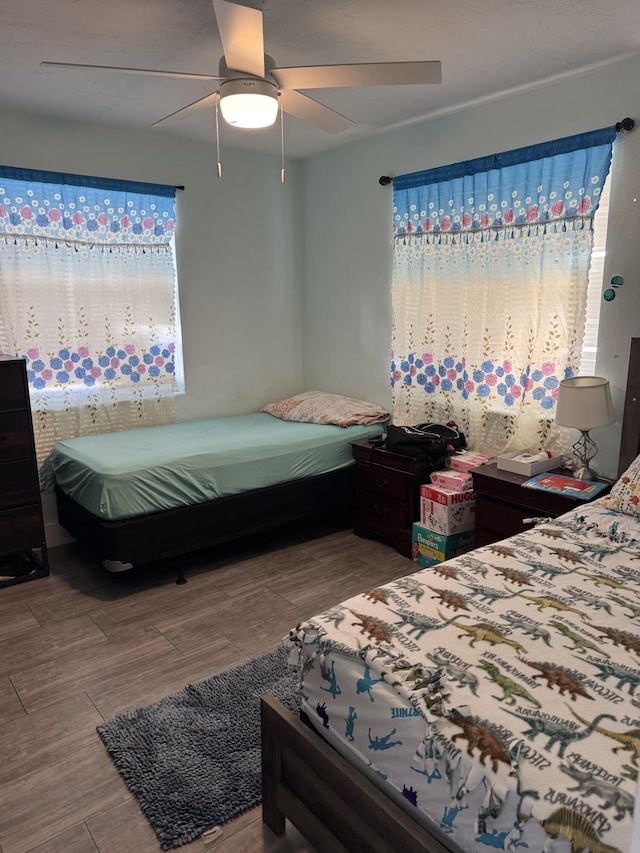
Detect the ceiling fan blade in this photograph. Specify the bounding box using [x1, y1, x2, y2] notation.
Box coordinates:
[273, 61, 442, 90]
[151, 91, 219, 126]
[40, 61, 222, 81]
[279, 90, 354, 134]
[212, 0, 265, 78]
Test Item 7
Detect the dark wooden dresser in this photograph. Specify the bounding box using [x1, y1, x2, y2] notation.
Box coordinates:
[471, 461, 609, 547]
[351, 439, 434, 558]
[0, 356, 49, 587]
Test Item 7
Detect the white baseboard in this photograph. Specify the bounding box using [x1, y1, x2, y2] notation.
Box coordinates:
[45, 522, 75, 548]
[42, 491, 75, 548]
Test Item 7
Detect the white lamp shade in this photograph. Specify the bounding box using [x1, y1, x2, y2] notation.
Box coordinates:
[219, 78, 278, 128]
[555, 376, 614, 430]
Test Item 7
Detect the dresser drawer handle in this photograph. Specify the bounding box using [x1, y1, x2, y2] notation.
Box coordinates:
[373, 504, 388, 515]
[374, 476, 388, 489]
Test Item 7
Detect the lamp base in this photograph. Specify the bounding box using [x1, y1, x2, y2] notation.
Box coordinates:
[571, 463, 598, 481]
[570, 430, 600, 483]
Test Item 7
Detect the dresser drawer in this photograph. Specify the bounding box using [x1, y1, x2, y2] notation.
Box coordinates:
[356, 464, 410, 502]
[356, 489, 410, 531]
[0, 505, 45, 554]
[0, 412, 34, 461]
[474, 495, 535, 541]
[0, 360, 28, 411]
[0, 459, 41, 509]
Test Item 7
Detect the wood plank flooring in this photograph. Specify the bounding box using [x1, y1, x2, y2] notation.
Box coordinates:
[0, 520, 411, 853]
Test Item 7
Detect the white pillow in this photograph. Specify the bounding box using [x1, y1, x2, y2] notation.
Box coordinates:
[263, 391, 389, 428]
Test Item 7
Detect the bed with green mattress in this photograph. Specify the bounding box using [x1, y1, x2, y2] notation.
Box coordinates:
[51, 412, 386, 578]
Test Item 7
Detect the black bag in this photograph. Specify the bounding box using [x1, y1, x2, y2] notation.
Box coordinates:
[384, 421, 466, 465]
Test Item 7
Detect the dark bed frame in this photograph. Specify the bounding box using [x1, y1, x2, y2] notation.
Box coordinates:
[55, 465, 355, 582]
[260, 338, 640, 853]
[261, 695, 454, 853]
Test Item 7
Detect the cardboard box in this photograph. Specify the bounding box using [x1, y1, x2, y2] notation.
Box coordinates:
[430, 469, 474, 491]
[419, 484, 476, 534]
[411, 523, 475, 568]
[497, 449, 563, 476]
[446, 450, 495, 473]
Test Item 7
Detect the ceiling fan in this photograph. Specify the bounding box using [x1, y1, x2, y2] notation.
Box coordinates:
[40, 0, 442, 135]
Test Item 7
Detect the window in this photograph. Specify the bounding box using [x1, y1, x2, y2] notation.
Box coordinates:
[0, 167, 182, 476]
[390, 127, 617, 455]
[579, 165, 612, 376]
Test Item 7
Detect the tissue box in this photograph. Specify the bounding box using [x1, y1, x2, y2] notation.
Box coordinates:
[497, 449, 562, 476]
[411, 523, 474, 568]
[446, 450, 495, 473]
[419, 484, 476, 535]
[430, 469, 474, 491]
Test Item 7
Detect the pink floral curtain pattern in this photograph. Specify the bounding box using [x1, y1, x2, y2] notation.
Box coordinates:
[0, 167, 179, 483]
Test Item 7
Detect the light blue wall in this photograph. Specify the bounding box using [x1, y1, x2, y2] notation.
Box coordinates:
[301, 55, 640, 479]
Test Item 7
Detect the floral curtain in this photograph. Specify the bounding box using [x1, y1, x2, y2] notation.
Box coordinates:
[390, 127, 616, 455]
[0, 167, 179, 484]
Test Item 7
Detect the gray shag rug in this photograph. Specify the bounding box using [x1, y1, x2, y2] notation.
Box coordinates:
[97, 644, 300, 850]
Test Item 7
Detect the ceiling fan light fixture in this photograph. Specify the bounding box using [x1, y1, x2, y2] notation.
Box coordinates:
[219, 78, 278, 128]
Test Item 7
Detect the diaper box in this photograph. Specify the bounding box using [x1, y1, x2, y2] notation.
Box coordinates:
[419, 484, 476, 535]
[445, 450, 495, 473]
[411, 523, 475, 568]
[430, 469, 474, 491]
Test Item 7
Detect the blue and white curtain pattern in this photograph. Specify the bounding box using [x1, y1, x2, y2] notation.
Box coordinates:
[390, 128, 616, 455]
[0, 167, 179, 477]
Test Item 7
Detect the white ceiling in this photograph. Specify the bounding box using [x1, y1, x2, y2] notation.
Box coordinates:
[2, 0, 639, 160]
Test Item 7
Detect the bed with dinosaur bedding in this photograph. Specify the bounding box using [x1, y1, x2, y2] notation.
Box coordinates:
[50, 392, 388, 575]
[261, 340, 640, 853]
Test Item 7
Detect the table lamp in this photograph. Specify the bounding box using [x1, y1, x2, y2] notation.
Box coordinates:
[555, 376, 614, 480]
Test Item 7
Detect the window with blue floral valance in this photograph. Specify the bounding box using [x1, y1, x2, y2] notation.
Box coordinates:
[0, 166, 176, 244]
[0, 166, 180, 482]
[390, 126, 617, 455]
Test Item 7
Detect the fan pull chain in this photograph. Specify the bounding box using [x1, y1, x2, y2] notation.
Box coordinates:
[215, 93, 222, 178]
[279, 93, 285, 184]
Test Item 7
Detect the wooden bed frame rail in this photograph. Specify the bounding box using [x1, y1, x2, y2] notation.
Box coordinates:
[619, 337, 640, 476]
[261, 695, 454, 853]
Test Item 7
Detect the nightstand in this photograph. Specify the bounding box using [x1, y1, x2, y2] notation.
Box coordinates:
[471, 461, 609, 547]
[350, 439, 434, 558]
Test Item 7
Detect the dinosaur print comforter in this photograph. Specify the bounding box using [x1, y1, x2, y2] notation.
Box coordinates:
[290, 502, 640, 852]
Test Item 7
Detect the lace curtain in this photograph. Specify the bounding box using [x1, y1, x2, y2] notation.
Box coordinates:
[390, 128, 616, 455]
[0, 167, 178, 484]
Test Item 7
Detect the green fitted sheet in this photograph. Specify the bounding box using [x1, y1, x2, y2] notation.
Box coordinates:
[49, 413, 385, 521]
